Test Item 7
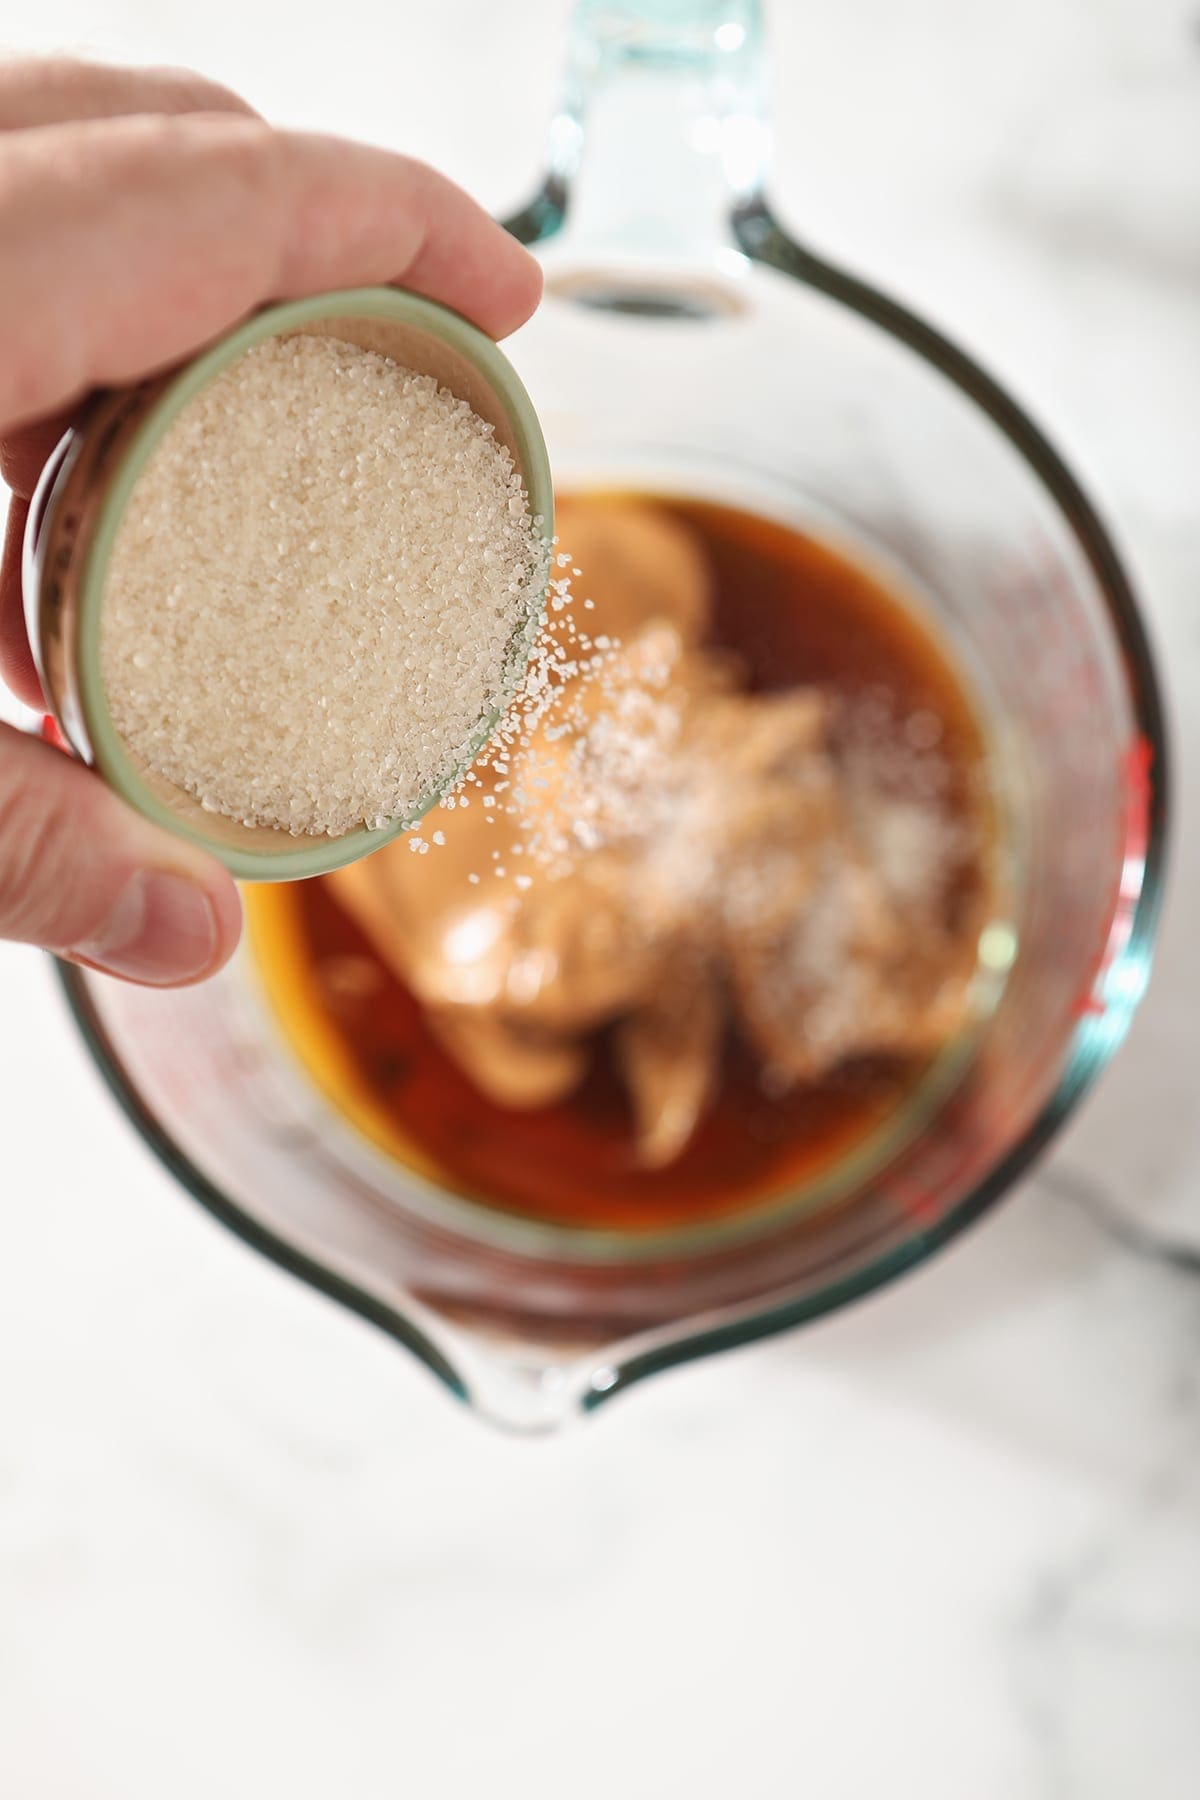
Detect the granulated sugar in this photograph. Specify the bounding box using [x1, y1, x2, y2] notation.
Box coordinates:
[100, 334, 547, 836]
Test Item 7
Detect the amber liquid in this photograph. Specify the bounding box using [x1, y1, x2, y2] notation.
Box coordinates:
[246, 497, 992, 1235]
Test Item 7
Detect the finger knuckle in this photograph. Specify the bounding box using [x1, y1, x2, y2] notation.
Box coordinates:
[0, 759, 81, 946]
[147, 111, 280, 212]
[214, 115, 280, 196]
[149, 65, 256, 119]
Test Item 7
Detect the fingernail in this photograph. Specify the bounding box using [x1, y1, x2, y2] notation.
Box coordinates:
[78, 870, 218, 985]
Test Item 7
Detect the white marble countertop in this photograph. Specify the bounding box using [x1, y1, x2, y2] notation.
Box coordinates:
[3, 2, 1200, 1794]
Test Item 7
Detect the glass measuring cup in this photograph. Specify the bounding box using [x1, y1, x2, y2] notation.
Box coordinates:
[56, 0, 1166, 1430]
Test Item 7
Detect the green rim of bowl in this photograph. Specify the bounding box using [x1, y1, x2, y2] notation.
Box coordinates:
[76, 287, 554, 881]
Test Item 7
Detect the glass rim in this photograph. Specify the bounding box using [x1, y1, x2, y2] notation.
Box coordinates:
[56, 229, 1170, 1415]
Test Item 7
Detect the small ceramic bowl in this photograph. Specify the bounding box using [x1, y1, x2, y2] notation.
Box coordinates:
[23, 287, 553, 881]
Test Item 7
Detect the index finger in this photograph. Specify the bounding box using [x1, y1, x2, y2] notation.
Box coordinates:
[0, 112, 542, 432]
[0, 56, 257, 131]
[0, 58, 260, 497]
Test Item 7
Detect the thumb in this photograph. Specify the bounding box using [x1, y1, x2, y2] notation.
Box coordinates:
[0, 721, 241, 983]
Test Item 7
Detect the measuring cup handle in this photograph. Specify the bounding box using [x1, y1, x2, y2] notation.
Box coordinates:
[505, 0, 770, 260]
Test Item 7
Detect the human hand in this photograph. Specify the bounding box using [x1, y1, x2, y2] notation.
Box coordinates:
[0, 57, 541, 984]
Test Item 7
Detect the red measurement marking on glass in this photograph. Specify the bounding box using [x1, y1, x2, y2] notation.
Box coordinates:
[1070, 733, 1154, 1020]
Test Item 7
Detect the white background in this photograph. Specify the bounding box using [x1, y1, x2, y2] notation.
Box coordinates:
[3, 2, 1200, 1795]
